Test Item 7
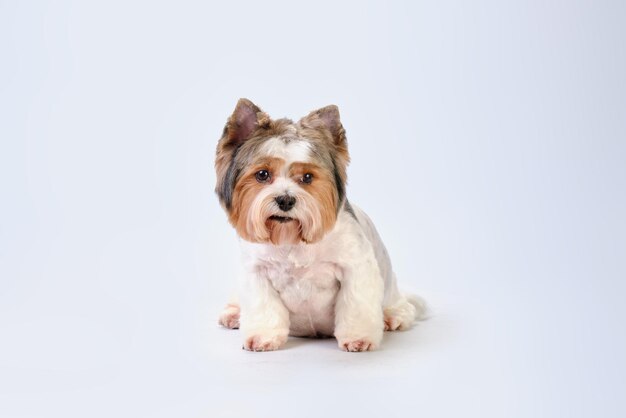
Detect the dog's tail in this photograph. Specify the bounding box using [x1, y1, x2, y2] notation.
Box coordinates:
[406, 293, 429, 321]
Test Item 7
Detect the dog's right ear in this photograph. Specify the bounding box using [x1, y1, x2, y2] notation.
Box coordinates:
[215, 99, 269, 210]
[223, 98, 270, 147]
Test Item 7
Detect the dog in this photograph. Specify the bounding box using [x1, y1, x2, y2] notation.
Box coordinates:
[215, 99, 426, 352]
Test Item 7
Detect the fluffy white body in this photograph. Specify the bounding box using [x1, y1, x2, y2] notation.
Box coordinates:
[223, 204, 426, 352]
[216, 99, 426, 352]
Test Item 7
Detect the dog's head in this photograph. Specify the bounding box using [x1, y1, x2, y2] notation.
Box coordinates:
[215, 99, 350, 245]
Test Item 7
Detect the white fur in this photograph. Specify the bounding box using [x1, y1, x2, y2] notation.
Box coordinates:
[225, 204, 426, 352]
[258, 136, 312, 169]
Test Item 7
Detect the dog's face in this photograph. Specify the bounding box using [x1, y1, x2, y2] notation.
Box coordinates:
[215, 99, 350, 245]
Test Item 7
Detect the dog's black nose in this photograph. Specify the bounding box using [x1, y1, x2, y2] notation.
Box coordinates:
[275, 195, 296, 212]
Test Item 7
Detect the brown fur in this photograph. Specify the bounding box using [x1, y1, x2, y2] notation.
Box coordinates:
[215, 99, 351, 245]
[265, 218, 303, 245]
[229, 158, 285, 242]
[288, 162, 339, 243]
[215, 99, 296, 211]
[298, 105, 350, 192]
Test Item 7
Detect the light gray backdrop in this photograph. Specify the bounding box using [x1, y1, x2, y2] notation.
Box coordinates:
[1, 1, 625, 417]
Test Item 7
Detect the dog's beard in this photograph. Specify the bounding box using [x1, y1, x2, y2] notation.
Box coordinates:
[244, 192, 329, 245]
[265, 216, 301, 245]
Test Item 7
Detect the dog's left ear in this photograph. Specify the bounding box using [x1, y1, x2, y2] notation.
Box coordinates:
[299, 105, 350, 205]
[299, 105, 347, 149]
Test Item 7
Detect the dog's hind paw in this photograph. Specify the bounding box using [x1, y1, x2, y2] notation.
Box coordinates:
[218, 303, 240, 329]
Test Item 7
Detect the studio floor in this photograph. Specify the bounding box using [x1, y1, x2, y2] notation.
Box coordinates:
[4, 288, 618, 418]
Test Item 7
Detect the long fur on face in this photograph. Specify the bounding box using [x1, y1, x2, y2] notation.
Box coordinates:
[215, 99, 349, 245]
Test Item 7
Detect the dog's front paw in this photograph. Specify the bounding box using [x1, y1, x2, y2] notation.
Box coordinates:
[243, 331, 288, 352]
[338, 337, 378, 352]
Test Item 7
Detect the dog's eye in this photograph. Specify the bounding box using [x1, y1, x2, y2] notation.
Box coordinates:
[301, 173, 313, 184]
[255, 170, 270, 183]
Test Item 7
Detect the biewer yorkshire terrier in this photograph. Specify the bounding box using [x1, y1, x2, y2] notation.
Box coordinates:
[216, 99, 426, 352]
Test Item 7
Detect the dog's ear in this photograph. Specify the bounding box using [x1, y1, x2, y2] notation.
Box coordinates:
[215, 99, 269, 210]
[299, 105, 346, 148]
[299, 105, 350, 205]
[224, 98, 270, 146]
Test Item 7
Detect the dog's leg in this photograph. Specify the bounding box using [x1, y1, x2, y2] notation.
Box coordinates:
[334, 254, 385, 352]
[240, 272, 290, 352]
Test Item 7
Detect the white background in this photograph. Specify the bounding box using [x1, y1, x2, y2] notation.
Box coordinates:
[1, 1, 625, 417]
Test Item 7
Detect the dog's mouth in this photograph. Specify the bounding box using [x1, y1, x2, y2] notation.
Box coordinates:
[268, 215, 295, 223]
